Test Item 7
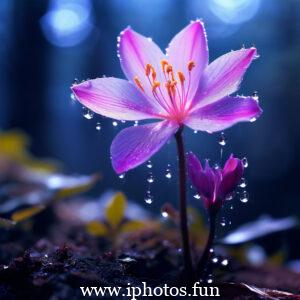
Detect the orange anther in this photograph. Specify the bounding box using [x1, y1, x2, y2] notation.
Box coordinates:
[166, 65, 173, 73]
[152, 81, 160, 92]
[161, 60, 169, 72]
[145, 64, 152, 76]
[188, 61, 196, 71]
[134, 76, 144, 92]
[151, 69, 157, 81]
[177, 71, 185, 83]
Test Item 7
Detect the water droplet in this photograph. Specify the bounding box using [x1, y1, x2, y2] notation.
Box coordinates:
[147, 173, 154, 183]
[73, 78, 79, 85]
[193, 193, 201, 199]
[161, 211, 168, 218]
[165, 168, 172, 179]
[230, 205, 234, 210]
[214, 163, 220, 170]
[70, 93, 76, 101]
[3, 265, 8, 269]
[212, 257, 219, 264]
[220, 217, 226, 227]
[226, 192, 235, 201]
[239, 177, 247, 188]
[207, 278, 213, 284]
[221, 259, 229, 266]
[193, 130, 198, 134]
[120, 120, 126, 124]
[118, 173, 125, 179]
[250, 117, 257, 123]
[218, 132, 227, 146]
[252, 91, 259, 101]
[209, 248, 214, 253]
[144, 191, 153, 204]
[240, 191, 249, 203]
[112, 121, 118, 127]
[82, 107, 94, 120]
[134, 120, 139, 127]
[242, 157, 249, 168]
[146, 161, 153, 169]
[95, 122, 101, 131]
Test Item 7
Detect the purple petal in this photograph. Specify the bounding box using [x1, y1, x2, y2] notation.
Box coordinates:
[191, 48, 257, 110]
[72, 78, 161, 121]
[188, 154, 215, 201]
[167, 21, 208, 103]
[184, 96, 262, 133]
[118, 28, 167, 110]
[111, 121, 178, 174]
[218, 156, 243, 200]
[187, 152, 203, 187]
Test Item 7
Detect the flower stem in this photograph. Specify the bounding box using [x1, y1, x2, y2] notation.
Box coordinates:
[175, 126, 193, 275]
[196, 209, 217, 279]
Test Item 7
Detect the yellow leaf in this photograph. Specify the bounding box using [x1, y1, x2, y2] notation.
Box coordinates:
[86, 221, 108, 236]
[11, 205, 46, 222]
[121, 220, 146, 232]
[55, 174, 100, 199]
[106, 192, 126, 228]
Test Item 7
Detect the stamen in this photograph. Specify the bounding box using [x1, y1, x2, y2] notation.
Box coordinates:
[177, 71, 185, 84]
[152, 81, 160, 92]
[134, 76, 144, 92]
[187, 61, 196, 71]
[161, 60, 169, 72]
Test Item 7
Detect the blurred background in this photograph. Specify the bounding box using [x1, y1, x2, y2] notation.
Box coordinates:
[0, 0, 299, 236]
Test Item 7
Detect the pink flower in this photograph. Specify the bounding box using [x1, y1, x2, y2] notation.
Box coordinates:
[188, 152, 243, 211]
[71, 21, 262, 174]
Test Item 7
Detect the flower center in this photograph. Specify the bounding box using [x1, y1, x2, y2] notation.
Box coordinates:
[134, 60, 196, 123]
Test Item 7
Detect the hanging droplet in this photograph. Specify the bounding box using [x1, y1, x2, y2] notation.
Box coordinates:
[134, 120, 139, 127]
[226, 193, 235, 201]
[147, 173, 154, 183]
[161, 211, 168, 218]
[214, 163, 220, 170]
[193, 193, 201, 200]
[144, 191, 153, 204]
[230, 205, 234, 210]
[209, 248, 214, 253]
[221, 259, 229, 266]
[120, 120, 126, 124]
[70, 93, 76, 101]
[118, 173, 125, 179]
[239, 177, 247, 188]
[112, 121, 118, 127]
[220, 217, 226, 227]
[95, 122, 101, 131]
[165, 168, 172, 179]
[82, 107, 94, 120]
[242, 157, 249, 168]
[193, 130, 198, 134]
[250, 117, 257, 123]
[212, 257, 219, 264]
[240, 191, 249, 203]
[146, 160, 153, 169]
[252, 91, 259, 101]
[218, 132, 227, 146]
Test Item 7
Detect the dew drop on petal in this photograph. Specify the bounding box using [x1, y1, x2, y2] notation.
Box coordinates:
[70, 93, 76, 101]
[240, 191, 249, 203]
[95, 122, 101, 131]
[242, 157, 249, 168]
[239, 177, 247, 188]
[112, 121, 118, 127]
[218, 132, 227, 146]
[250, 117, 257, 123]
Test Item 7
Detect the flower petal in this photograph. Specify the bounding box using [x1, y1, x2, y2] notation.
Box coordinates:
[218, 156, 243, 199]
[185, 96, 262, 133]
[192, 48, 257, 109]
[111, 121, 178, 174]
[72, 78, 161, 121]
[187, 152, 203, 187]
[167, 21, 208, 102]
[118, 28, 167, 109]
